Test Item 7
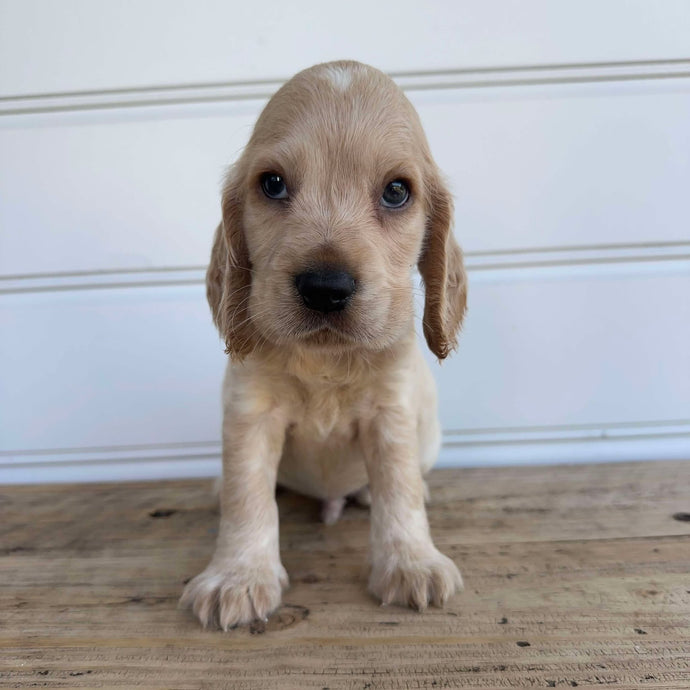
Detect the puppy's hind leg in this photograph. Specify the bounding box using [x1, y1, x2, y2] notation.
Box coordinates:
[321, 497, 346, 525]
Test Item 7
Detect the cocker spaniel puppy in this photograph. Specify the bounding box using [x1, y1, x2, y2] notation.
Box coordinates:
[181, 60, 467, 629]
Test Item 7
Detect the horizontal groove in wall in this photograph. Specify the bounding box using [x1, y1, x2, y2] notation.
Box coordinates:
[2, 420, 688, 469]
[1, 58, 689, 116]
[444, 417, 690, 437]
[467, 242, 690, 271]
[1, 242, 688, 295]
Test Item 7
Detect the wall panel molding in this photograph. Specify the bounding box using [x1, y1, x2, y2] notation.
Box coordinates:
[2, 420, 688, 484]
[2, 59, 689, 116]
[2, 241, 688, 295]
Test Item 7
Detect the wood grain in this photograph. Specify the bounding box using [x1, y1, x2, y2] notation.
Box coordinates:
[1, 461, 689, 689]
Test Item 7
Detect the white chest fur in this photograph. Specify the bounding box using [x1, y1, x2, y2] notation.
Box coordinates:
[278, 378, 371, 500]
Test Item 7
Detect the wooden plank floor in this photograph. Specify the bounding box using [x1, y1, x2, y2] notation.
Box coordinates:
[1, 461, 689, 689]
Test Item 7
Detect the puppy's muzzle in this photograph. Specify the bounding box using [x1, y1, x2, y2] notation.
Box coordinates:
[295, 269, 356, 313]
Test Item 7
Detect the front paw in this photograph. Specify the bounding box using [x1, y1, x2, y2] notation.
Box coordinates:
[369, 546, 463, 611]
[180, 559, 289, 630]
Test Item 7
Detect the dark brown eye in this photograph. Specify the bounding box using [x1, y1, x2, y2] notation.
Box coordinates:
[260, 172, 288, 199]
[381, 180, 410, 208]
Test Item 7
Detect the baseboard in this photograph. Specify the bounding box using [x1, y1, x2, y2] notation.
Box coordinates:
[2, 421, 687, 484]
[437, 421, 690, 468]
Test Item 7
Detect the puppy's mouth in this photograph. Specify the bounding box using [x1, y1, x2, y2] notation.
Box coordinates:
[252, 292, 371, 351]
[293, 311, 361, 346]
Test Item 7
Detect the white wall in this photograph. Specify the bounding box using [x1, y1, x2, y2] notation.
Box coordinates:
[1, 1, 689, 482]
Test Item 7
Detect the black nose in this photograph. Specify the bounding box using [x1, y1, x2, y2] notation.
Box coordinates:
[295, 269, 356, 313]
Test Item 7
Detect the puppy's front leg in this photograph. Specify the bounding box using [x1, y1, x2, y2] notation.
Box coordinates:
[363, 407, 463, 610]
[181, 408, 288, 630]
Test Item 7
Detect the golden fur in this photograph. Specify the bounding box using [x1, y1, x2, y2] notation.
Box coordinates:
[181, 60, 467, 629]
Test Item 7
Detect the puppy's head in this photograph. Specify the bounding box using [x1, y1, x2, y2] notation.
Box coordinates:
[208, 61, 466, 359]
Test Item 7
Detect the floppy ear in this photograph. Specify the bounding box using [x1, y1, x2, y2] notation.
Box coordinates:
[417, 173, 468, 359]
[206, 222, 227, 329]
[205, 170, 257, 358]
